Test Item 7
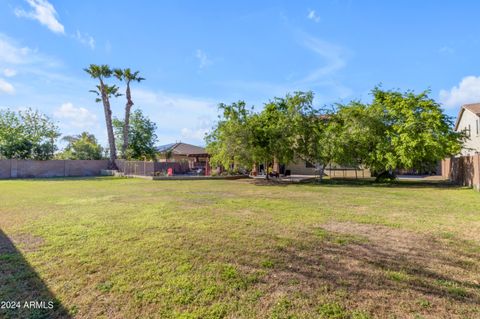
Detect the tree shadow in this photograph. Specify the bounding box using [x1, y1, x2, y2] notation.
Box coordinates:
[235, 223, 480, 316]
[0, 229, 71, 319]
[296, 177, 462, 190]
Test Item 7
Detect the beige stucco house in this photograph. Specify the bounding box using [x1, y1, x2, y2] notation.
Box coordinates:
[156, 142, 209, 171]
[455, 103, 480, 155]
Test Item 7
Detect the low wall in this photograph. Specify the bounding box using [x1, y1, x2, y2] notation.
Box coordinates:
[442, 155, 480, 190]
[0, 160, 109, 179]
[115, 160, 191, 176]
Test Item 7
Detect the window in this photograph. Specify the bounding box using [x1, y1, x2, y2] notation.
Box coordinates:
[305, 161, 315, 168]
[477, 119, 479, 136]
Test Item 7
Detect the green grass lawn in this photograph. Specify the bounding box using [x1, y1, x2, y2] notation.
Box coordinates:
[1, 177, 480, 318]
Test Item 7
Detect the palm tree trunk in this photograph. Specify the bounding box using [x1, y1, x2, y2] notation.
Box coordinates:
[100, 80, 117, 169]
[122, 82, 134, 158]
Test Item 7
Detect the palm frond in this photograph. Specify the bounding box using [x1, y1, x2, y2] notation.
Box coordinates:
[113, 68, 123, 80]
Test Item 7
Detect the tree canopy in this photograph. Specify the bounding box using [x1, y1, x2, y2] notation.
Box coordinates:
[363, 88, 463, 174]
[113, 109, 158, 160]
[57, 132, 103, 160]
[205, 88, 463, 180]
[205, 101, 254, 171]
[0, 108, 60, 160]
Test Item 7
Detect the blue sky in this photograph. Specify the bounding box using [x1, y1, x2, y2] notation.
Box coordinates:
[1, 0, 480, 147]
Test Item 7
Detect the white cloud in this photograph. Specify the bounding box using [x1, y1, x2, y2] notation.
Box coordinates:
[0, 78, 15, 94]
[216, 31, 351, 104]
[74, 30, 95, 50]
[0, 33, 67, 87]
[54, 102, 98, 128]
[133, 88, 217, 113]
[299, 33, 347, 83]
[181, 128, 209, 140]
[307, 9, 320, 23]
[132, 88, 217, 145]
[439, 76, 480, 109]
[439, 46, 454, 55]
[3, 68, 17, 77]
[0, 34, 36, 65]
[195, 49, 212, 69]
[15, 0, 65, 34]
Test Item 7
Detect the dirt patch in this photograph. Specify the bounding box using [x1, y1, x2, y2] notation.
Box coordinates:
[10, 233, 45, 252]
[246, 222, 480, 318]
[322, 221, 435, 256]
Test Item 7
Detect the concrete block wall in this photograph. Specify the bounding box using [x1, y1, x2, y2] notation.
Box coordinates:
[0, 160, 109, 179]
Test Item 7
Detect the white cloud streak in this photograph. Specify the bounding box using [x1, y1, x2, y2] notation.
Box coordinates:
[0, 78, 15, 94]
[3, 68, 17, 77]
[0, 33, 66, 83]
[15, 0, 65, 34]
[132, 88, 217, 145]
[217, 32, 351, 103]
[299, 33, 347, 83]
[0, 34, 36, 65]
[439, 46, 454, 55]
[74, 30, 95, 50]
[439, 76, 480, 109]
[54, 102, 98, 128]
[307, 9, 320, 23]
[181, 127, 209, 140]
[195, 49, 212, 69]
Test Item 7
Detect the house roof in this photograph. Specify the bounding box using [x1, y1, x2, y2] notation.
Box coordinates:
[454, 103, 480, 131]
[156, 142, 207, 155]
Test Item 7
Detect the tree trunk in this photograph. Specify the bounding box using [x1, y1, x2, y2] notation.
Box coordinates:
[265, 161, 269, 180]
[318, 165, 325, 182]
[122, 81, 134, 158]
[100, 79, 117, 169]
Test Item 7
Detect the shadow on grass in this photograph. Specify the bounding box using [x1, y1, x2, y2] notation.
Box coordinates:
[251, 176, 464, 190]
[0, 176, 121, 182]
[233, 224, 480, 316]
[0, 229, 71, 319]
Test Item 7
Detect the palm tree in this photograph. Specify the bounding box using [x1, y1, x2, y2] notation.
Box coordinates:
[84, 64, 121, 168]
[113, 68, 145, 158]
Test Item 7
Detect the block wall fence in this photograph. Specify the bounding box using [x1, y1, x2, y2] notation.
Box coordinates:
[441, 155, 480, 191]
[0, 160, 109, 178]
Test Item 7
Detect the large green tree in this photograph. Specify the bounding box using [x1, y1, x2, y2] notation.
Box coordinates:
[326, 101, 383, 170]
[113, 68, 145, 158]
[290, 102, 338, 181]
[0, 108, 60, 160]
[205, 101, 254, 172]
[57, 132, 103, 160]
[84, 64, 121, 168]
[206, 92, 315, 178]
[206, 88, 462, 181]
[249, 92, 314, 178]
[365, 88, 463, 178]
[113, 109, 158, 160]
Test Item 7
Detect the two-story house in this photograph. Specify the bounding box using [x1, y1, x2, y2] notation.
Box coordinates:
[455, 103, 480, 155]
